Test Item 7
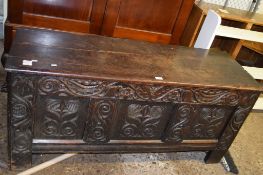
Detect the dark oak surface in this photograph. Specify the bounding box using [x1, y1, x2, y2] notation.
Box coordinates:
[4, 29, 262, 169]
[5, 29, 261, 92]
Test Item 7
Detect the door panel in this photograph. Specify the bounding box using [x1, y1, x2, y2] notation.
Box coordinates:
[117, 0, 182, 34]
[5, 0, 194, 52]
[102, 0, 194, 44]
[24, 0, 94, 20]
[22, 0, 107, 33]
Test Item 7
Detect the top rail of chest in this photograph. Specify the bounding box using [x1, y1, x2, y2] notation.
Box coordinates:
[4, 28, 262, 92]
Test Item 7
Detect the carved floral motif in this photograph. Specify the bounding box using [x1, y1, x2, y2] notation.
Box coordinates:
[120, 104, 164, 138]
[42, 99, 80, 137]
[164, 105, 232, 142]
[192, 107, 229, 138]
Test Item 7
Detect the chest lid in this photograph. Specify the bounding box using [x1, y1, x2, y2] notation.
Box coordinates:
[4, 28, 262, 92]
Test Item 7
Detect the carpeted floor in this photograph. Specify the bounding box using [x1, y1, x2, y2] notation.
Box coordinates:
[0, 40, 262, 175]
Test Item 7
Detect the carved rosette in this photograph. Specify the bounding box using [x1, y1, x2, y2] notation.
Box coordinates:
[83, 100, 116, 144]
[42, 99, 80, 137]
[9, 74, 35, 166]
[38, 76, 240, 106]
[192, 107, 228, 138]
[164, 104, 233, 142]
[216, 92, 260, 150]
[120, 104, 164, 138]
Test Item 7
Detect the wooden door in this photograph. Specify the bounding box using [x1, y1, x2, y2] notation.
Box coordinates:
[5, 0, 194, 52]
[101, 0, 194, 44]
[8, 0, 108, 34]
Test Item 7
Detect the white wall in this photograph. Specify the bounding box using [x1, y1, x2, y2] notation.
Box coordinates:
[3, 0, 6, 21]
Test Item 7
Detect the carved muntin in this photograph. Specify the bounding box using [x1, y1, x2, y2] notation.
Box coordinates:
[8, 74, 260, 167]
[83, 99, 117, 144]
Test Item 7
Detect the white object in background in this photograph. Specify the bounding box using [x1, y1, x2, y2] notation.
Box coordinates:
[217, 25, 263, 43]
[253, 97, 263, 110]
[17, 154, 77, 175]
[195, 10, 263, 110]
[243, 66, 263, 80]
[194, 10, 221, 49]
[3, 0, 7, 37]
[242, 66, 263, 111]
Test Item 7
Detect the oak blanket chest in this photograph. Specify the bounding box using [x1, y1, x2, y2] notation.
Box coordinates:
[3, 29, 262, 169]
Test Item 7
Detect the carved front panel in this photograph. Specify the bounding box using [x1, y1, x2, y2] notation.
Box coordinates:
[34, 96, 89, 139]
[113, 101, 172, 139]
[7, 72, 260, 168]
[36, 76, 243, 143]
[163, 104, 234, 143]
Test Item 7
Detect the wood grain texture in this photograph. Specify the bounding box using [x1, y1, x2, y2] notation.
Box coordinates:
[180, 4, 205, 47]
[171, 0, 195, 44]
[230, 23, 253, 59]
[5, 0, 195, 49]
[103, 0, 194, 44]
[100, 0, 122, 36]
[242, 41, 263, 55]
[7, 0, 24, 23]
[23, 13, 91, 33]
[32, 142, 217, 153]
[89, 0, 108, 34]
[24, 0, 94, 21]
[113, 27, 171, 44]
[4, 29, 262, 91]
[116, 0, 182, 34]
